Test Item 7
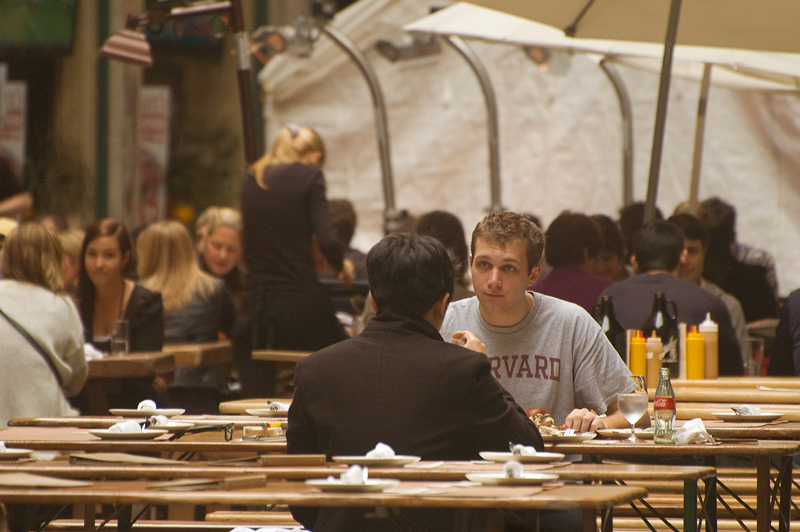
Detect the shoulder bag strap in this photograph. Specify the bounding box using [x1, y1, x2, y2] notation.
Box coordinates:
[0, 305, 64, 386]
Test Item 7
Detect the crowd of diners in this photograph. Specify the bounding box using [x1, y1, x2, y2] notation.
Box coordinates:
[0, 125, 792, 531]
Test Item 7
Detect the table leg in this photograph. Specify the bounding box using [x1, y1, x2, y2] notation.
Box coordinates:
[703, 476, 717, 532]
[83, 504, 95, 532]
[583, 507, 599, 532]
[684, 479, 698, 532]
[778, 456, 791, 532]
[756, 456, 770, 532]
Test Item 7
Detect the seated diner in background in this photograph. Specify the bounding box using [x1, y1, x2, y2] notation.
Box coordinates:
[137, 220, 235, 411]
[75, 218, 164, 408]
[440, 211, 643, 433]
[0, 222, 87, 427]
[288, 232, 542, 532]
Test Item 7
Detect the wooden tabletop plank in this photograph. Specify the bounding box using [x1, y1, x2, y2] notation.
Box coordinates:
[87, 352, 176, 378]
[251, 349, 312, 363]
[163, 341, 232, 368]
[0, 479, 646, 511]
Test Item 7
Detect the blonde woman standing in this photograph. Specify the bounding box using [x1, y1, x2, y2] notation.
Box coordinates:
[238, 125, 353, 397]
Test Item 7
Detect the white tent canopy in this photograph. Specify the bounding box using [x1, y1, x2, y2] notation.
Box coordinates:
[257, 0, 800, 296]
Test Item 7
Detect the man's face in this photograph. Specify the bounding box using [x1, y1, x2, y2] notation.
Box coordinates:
[470, 237, 540, 324]
[679, 238, 705, 284]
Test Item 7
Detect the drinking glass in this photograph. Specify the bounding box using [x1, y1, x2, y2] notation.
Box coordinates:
[617, 375, 648, 442]
[111, 319, 129, 356]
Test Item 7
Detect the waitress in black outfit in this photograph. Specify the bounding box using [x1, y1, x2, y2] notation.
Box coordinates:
[236, 125, 353, 397]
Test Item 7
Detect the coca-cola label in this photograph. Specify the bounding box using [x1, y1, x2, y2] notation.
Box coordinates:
[654, 397, 676, 410]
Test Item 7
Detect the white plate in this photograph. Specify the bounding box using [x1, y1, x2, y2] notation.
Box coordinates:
[331, 455, 421, 467]
[541, 433, 597, 443]
[634, 429, 655, 440]
[88, 429, 169, 440]
[479, 451, 565, 463]
[0, 449, 34, 460]
[597, 429, 637, 440]
[109, 408, 185, 418]
[305, 479, 399, 492]
[466, 472, 560, 486]
[711, 412, 784, 422]
[246, 408, 289, 417]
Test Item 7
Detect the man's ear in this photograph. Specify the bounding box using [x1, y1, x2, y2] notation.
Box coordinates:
[631, 255, 641, 275]
[527, 265, 543, 286]
[368, 292, 378, 314]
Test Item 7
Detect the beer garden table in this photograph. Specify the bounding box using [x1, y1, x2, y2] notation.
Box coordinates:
[544, 438, 800, 532]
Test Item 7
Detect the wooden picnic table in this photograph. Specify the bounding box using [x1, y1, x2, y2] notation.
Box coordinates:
[250, 348, 312, 363]
[0, 459, 711, 532]
[544, 438, 800, 532]
[0, 478, 645, 532]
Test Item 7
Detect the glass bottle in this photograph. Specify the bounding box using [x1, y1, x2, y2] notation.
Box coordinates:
[595, 296, 627, 363]
[654, 367, 676, 444]
[642, 293, 680, 376]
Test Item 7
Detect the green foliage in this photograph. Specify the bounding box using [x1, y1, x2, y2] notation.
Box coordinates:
[168, 122, 240, 220]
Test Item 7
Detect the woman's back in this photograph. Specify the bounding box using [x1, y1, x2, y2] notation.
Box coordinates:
[0, 280, 86, 427]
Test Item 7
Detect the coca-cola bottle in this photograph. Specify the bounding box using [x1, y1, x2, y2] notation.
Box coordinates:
[642, 293, 680, 375]
[654, 367, 676, 444]
[594, 296, 627, 362]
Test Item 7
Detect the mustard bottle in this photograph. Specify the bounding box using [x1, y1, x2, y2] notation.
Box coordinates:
[686, 325, 705, 380]
[629, 330, 647, 377]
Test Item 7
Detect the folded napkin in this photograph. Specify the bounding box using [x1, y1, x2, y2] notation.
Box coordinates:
[503, 460, 523, 479]
[328, 465, 367, 485]
[674, 418, 714, 445]
[366, 442, 395, 459]
[108, 420, 143, 434]
[267, 401, 289, 411]
[84, 344, 106, 360]
[510, 444, 537, 456]
[147, 415, 169, 427]
[736, 405, 762, 415]
[137, 399, 157, 411]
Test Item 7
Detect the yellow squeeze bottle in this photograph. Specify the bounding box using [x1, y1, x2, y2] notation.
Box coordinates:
[686, 325, 705, 380]
[629, 330, 647, 377]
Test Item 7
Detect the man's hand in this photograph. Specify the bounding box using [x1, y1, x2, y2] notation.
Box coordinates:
[338, 259, 355, 288]
[564, 408, 605, 433]
[451, 331, 486, 354]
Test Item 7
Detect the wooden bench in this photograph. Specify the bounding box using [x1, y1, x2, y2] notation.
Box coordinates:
[44, 520, 303, 531]
[205, 511, 299, 525]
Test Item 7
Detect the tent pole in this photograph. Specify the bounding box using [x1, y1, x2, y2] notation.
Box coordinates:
[322, 25, 401, 233]
[599, 59, 634, 207]
[445, 36, 504, 213]
[644, 0, 683, 223]
[689, 63, 712, 212]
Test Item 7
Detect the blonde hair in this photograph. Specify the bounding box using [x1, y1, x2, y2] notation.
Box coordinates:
[136, 220, 217, 312]
[57, 229, 85, 264]
[205, 206, 242, 236]
[1, 222, 66, 294]
[249, 125, 325, 189]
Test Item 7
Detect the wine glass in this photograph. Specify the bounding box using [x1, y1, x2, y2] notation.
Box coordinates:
[616, 375, 648, 442]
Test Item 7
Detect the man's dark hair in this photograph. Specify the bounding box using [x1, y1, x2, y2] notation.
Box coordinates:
[631, 221, 685, 273]
[545, 211, 602, 268]
[699, 197, 737, 260]
[328, 198, 357, 245]
[667, 213, 709, 249]
[591, 214, 626, 262]
[367, 232, 454, 319]
[413, 210, 469, 283]
[619, 202, 664, 260]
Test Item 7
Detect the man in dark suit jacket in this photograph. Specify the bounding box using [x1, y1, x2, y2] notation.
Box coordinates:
[601, 221, 743, 376]
[287, 232, 543, 532]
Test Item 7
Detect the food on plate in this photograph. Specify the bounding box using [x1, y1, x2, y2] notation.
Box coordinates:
[525, 408, 567, 433]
